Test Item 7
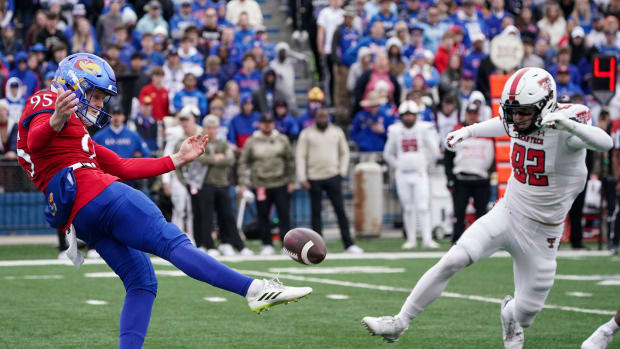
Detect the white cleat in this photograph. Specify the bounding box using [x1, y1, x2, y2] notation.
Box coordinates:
[206, 248, 221, 257]
[501, 296, 524, 349]
[422, 240, 440, 249]
[239, 247, 255, 256]
[401, 241, 417, 249]
[218, 243, 235, 257]
[260, 245, 275, 256]
[581, 324, 616, 349]
[361, 316, 408, 343]
[345, 245, 364, 254]
[247, 277, 312, 313]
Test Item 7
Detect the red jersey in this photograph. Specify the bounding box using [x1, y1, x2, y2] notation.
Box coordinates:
[16, 90, 175, 231]
[139, 84, 170, 121]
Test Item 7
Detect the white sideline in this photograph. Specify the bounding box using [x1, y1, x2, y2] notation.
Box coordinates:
[0, 249, 613, 267]
[236, 270, 617, 316]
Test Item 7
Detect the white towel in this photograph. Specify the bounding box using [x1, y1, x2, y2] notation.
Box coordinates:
[64, 225, 84, 268]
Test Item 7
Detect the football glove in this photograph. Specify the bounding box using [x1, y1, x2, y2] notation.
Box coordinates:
[445, 127, 470, 151]
[541, 112, 576, 132]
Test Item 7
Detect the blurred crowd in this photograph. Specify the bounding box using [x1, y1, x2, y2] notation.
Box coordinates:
[1, 0, 620, 255]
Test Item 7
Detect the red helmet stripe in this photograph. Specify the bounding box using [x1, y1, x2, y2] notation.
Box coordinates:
[508, 68, 531, 100]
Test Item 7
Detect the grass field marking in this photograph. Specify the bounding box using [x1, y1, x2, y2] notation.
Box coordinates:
[597, 280, 620, 286]
[236, 270, 617, 316]
[203, 297, 228, 302]
[566, 292, 593, 297]
[85, 300, 108, 305]
[267, 266, 406, 274]
[3, 274, 63, 280]
[0, 249, 613, 268]
[326, 294, 349, 300]
[555, 275, 620, 281]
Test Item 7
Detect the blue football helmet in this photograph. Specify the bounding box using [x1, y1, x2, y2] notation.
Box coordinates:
[53, 53, 118, 128]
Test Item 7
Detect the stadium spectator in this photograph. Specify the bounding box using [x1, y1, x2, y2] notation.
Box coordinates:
[463, 31, 486, 77]
[123, 53, 150, 115]
[199, 56, 225, 102]
[105, 44, 129, 77]
[222, 80, 241, 123]
[456, 1, 484, 42]
[173, 72, 208, 117]
[269, 42, 298, 116]
[331, 6, 360, 121]
[233, 53, 262, 95]
[369, 0, 399, 34]
[169, 0, 201, 40]
[438, 53, 462, 97]
[0, 99, 17, 160]
[71, 17, 99, 55]
[36, 11, 69, 55]
[386, 37, 406, 77]
[485, 0, 513, 40]
[272, 99, 299, 141]
[250, 41, 269, 70]
[537, 1, 567, 48]
[434, 93, 460, 149]
[237, 114, 295, 256]
[555, 65, 584, 99]
[174, 108, 218, 254]
[136, 0, 168, 35]
[41, 71, 56, 91]
[133, 94, 159, 152]
[200, 8, 220, 51]
[568, 0, 594, 34]
[298, 87, 325, 130]
[226, 0, 263, 28]
[96, 0, 123, 49]
[4, 77, 25, 124]
[345, 19, 386, 67]
[352, 51, 400, 117]
[297, 107, 363, 253]
[112, 25, 135, 67]
[217, 3, 234, 28]
[94, 106, 151, 158]
[25, 10, 46, 49]
[433, 32, 454, 75]
[252, 69, 286, 118]
[0, 25, 23, 67]
[517, 6, 539, 40]
[139, 33, 165, 70]
[521, 37, 544, 69]
[408, 49, 440, 90]
[234, 12, 255, 52]
[9, 51, 38, 98]
[444, 103, 494, 244]
[139, 67, 169, 120]
[393, 21, 412, 57]
[458, 70, 475, 111]
[347, 46, 372, 93]
[228, 93, 260, 148]
[533, 36, 555, 68]
[350, 90, 393, 151]
[317, 0, 344, 103]
[178, 36, 204, 77]
[598, 25, 620, 60]
[193, 115, 253, 256]
[163, 47, 184, 96]
[421, 6, 449, 53]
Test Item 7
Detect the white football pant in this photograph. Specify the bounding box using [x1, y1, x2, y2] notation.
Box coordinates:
[395, 171, 432, 244]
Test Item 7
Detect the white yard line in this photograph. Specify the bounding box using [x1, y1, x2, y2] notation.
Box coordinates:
[1, 249, 612, 267]
[236, 270, 617, 316]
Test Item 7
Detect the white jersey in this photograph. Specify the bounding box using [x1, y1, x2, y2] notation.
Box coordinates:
[384, 121, 440, 173]
[453, 130, 495, 179]
[504, 103, 591, 225]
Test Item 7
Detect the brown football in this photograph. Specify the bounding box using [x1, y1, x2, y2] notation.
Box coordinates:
[282, 228, 327, 265]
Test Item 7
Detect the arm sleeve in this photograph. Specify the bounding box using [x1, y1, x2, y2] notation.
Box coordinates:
[382, 132, 398, 168]
[26, 112, 58, 152]
[466, 117, 507, 138]
[338, 129, 350, 177]
[237, 140, 251, 185]
[566, 122, 614, 152]
[296, 131, 308, 182]
[94, 142, 175, 181]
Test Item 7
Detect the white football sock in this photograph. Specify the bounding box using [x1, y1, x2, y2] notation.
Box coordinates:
[396, 246, 470, 325]
[403, 207, 417, 242]
[504, 298, 516, 319]
[246, 279, 264, 298]
[605, 318, 620, 335]
[418, 209, 432, 243]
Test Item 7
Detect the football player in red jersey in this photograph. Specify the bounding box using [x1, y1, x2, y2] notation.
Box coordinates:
[16, 53, 311, 348]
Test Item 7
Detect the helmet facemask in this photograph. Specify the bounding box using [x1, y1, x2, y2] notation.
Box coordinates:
[501, 90, 554, 136]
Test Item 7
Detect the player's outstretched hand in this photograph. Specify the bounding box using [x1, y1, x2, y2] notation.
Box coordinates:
[50, 85, 79, 131]
[171, 134, 209, 167]
[541, 112, 576, 132]
[445, 127, 470, 151]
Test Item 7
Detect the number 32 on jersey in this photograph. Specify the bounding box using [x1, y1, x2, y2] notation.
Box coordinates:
[511, 144, 548, 186]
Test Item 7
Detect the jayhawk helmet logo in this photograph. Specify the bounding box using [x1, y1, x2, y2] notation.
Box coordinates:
[48, 193, 57, 217]
[73, 58, 102, 75]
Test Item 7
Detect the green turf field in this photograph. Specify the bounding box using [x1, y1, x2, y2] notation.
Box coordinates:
[0, 239, 618, 348]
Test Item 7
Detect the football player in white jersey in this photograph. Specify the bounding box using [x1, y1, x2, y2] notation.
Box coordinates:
[362, 67, 613, 348]
[384, 101, 441, 249]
